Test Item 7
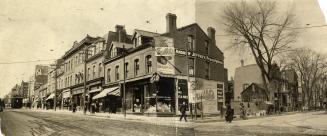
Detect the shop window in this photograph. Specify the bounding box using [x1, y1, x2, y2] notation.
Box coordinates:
[107, 68, 111, 83]
[188, 58, 195, 76]
[115, 65, 119, 81]
[145, 55, 152, 74]
[134, 59, 139, 76]
[187, 35, 195, 51]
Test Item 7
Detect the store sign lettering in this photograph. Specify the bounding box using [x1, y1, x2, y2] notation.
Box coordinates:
[195, 89, 215, 102]
[155, 47, 175, 56]
[175, 49, 223, 64]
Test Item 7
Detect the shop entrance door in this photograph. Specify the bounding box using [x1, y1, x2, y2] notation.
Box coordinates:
[132, 85, 144, 113]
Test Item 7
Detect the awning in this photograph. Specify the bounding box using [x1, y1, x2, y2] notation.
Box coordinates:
[89, 88, 101, 93]
[265, 101, 273, 105]
[93, 87, 119, 100]
[46, 93, 55, 100]
[62, 91, 70, 99]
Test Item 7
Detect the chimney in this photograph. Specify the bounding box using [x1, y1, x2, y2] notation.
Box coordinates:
[115, 25, 126, 42]
[207, 27, 216, 45]
[241, 59, 244, 67]
[166, 13, 177, 33]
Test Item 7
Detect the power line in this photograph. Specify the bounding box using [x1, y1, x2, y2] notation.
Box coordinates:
[0, 59, 57, 64]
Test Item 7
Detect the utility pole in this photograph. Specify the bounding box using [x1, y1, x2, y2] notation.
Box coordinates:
[83, 46, 88, 115]
[119, 29, 127, 118]
[54, 64, 58, 111]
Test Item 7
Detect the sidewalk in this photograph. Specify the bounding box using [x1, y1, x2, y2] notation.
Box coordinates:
[193, 111, 300, 123]
[27, 109, 194, 128]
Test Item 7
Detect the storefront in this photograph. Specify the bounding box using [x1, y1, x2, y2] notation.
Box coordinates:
[71, 87, 84, 110]
[93, 86, 121, 113]
[122, 76, 179, 116]
[61, 89, 71, 110]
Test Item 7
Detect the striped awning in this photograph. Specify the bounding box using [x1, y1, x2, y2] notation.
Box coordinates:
[92, 87, 119, 99]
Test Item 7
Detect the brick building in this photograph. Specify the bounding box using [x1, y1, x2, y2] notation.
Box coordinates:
[101, 13, 226, 116]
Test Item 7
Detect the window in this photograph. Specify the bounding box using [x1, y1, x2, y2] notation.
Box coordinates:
[98, 63, 102, 77]
[205, 61, 209, 79]
[87, 68, 91, 80]
[204, 41, 209, 54]
[187, 35, 195, 51]
[124, 62, 129, 78]
[107, 68, 111, 83]
[134, 59, 140, 76]
[243, 84, 249, 91]
[70, 75, 73, 86]
[93, 65, 96, 79]
[115, 66, 120, 80]
[188, 58, 195, 76]
[145, 55, 152, 74]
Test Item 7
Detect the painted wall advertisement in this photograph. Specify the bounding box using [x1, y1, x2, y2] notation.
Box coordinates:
[154, 36, 175, 75]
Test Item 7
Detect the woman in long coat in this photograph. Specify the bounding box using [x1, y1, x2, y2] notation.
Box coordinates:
[225, 105, 234, 123]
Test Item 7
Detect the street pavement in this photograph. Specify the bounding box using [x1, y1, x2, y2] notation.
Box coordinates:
[1, 109, 327, 136]
[0, 109, 194, 136]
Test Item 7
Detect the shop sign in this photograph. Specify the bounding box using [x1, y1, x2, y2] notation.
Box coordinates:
[195, 89, 216, 102]
[175, 49, 223, 64]
[217, 83, 224, 102]
[155, 47, 175, 56]
[155, 37, 175, 75]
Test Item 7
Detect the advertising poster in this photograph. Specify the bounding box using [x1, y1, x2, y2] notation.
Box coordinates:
[154, 36, 175, 75]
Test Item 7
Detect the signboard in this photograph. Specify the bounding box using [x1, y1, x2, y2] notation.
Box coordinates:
[155, 36, 175, 75]
[155, 47, 175, 56]
[217, 83, 224, 102]
[188, 77, 197, 103]
[175, 49, 223, 64]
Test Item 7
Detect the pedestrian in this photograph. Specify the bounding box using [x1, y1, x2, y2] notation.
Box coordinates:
[72, 102, 77, 113]
[179, 102, 187, 122]
[225, 104, 234, 123]
[240, 103, 246, 120]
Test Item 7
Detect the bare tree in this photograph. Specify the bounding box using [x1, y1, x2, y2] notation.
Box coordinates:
[287, 48, 327, 110]
[222, 0, 298, 94]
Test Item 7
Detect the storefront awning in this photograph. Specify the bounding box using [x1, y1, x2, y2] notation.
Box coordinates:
[62, 90, 70, 99]
[89, 88, 101, 93]
[46, 93, 55, 100]
[265, 101, 273, 105]
[92, 87, 119, 99]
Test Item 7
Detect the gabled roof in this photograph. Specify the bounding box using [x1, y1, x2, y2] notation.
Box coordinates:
[132, 29, 160, 41]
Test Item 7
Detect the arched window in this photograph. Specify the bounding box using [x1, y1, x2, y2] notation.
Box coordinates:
[98, 63, 102, 77]
[134, 59, 139, 76]
[145, 55, 152, 74]
[93, 65, 96, 79]
[115, 65, 120, 80]
[107, 68, 111, 83]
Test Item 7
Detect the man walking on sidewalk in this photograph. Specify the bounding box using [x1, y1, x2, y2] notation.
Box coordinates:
[179, 102, 187, 122]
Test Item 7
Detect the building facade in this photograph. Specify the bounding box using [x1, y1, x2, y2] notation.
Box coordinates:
[101, 13, 226, 116]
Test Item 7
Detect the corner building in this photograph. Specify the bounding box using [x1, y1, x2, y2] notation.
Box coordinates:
[103, 13, 226, 116]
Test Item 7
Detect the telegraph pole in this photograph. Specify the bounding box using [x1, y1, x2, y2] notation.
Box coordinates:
[119, 29, 127, 118]
[54, 64, 58, 111]
[83, 46, 88, 114]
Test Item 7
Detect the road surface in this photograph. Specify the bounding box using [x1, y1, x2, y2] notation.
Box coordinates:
[1, 109, 327, 136]
[0, 109, 194, 136]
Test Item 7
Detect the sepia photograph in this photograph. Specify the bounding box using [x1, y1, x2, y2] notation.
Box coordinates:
[0, 0, 327, 135]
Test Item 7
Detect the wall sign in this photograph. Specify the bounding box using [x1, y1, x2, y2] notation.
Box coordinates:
[175, 49, 223, 64]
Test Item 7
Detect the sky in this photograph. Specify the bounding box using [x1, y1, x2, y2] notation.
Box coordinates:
[0, 0, 195, 98]
[0, 0, 326, 98]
